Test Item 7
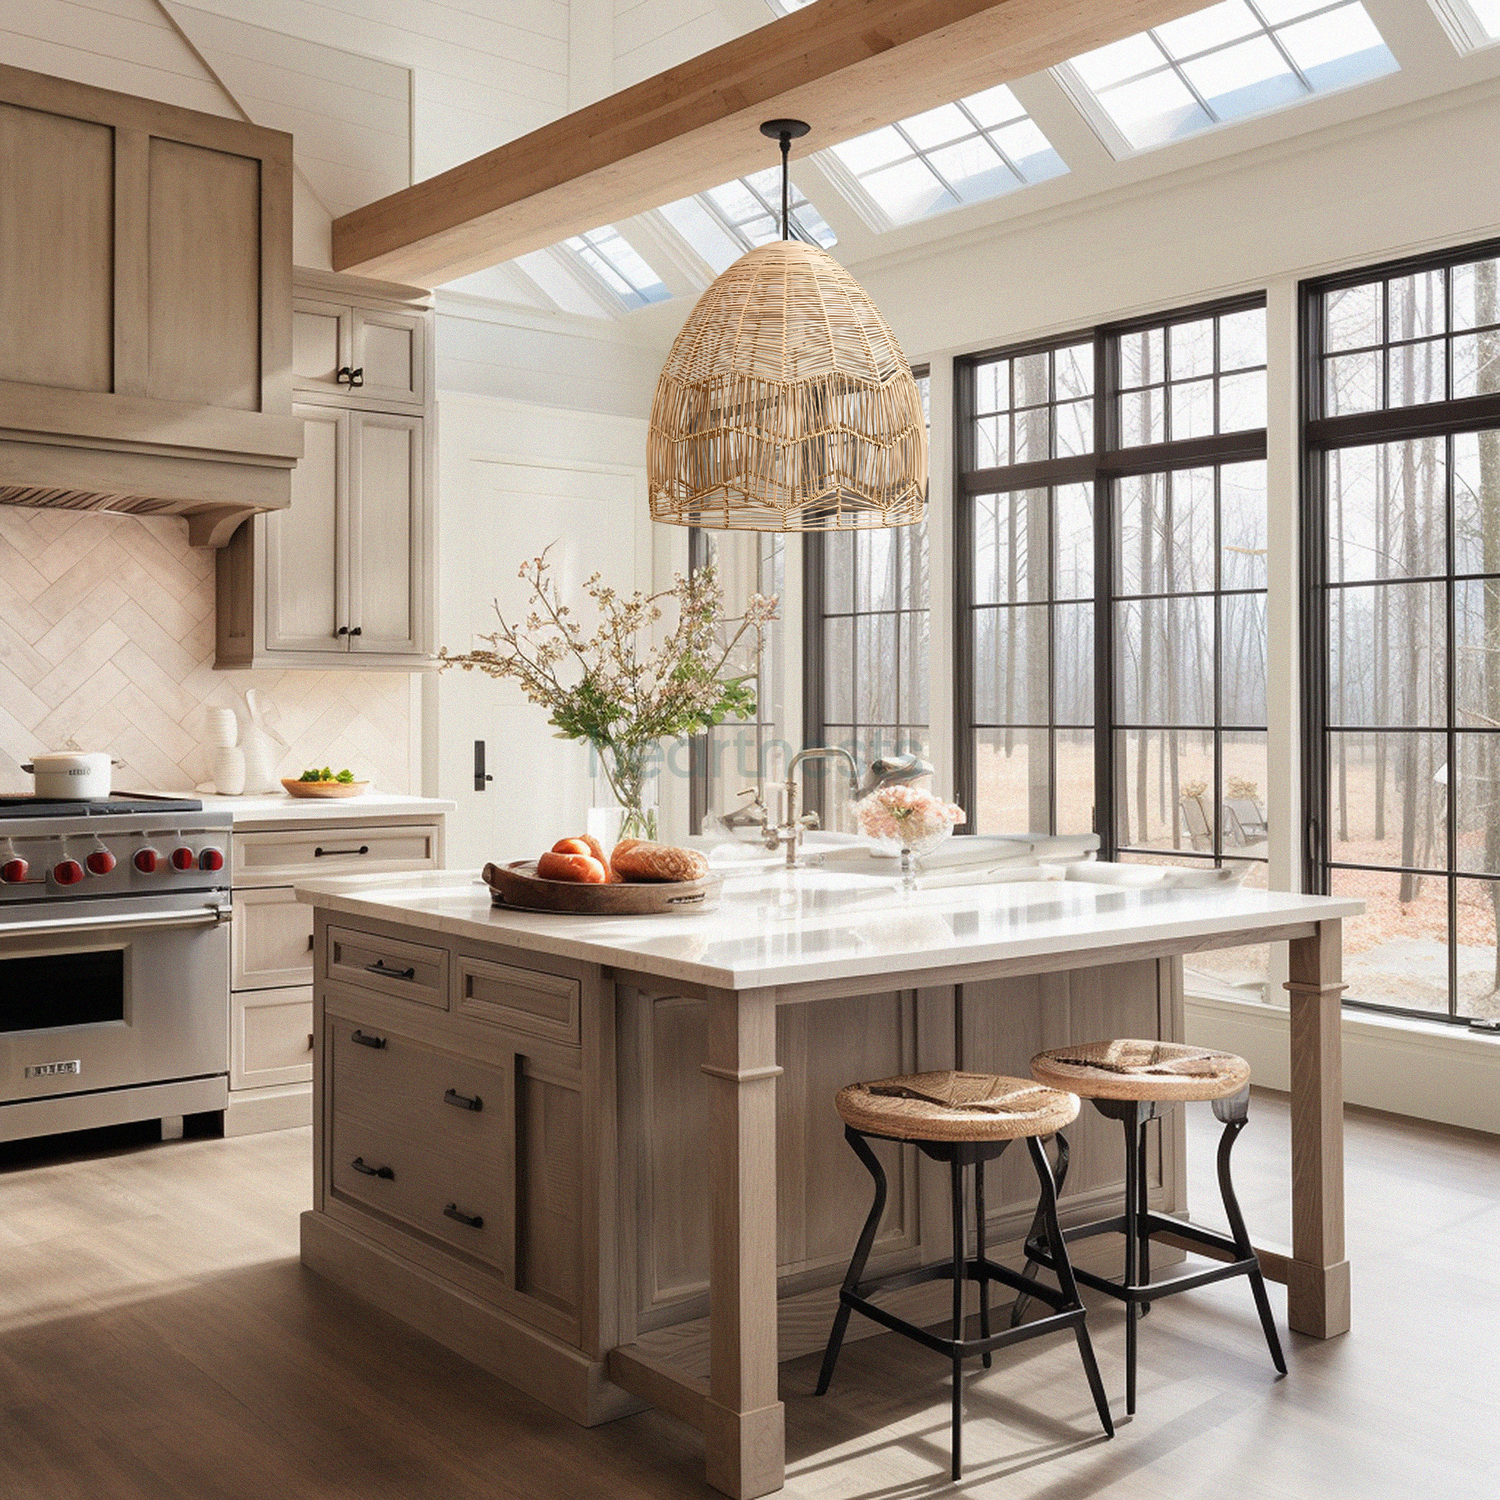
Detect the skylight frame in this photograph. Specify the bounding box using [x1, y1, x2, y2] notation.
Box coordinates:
[557, 224, 671, 313]
[1428, 0, 1500, 52]
[1056, 0, 1400, 159]
[698, 170, 838, 254]
[816, 86, 1067, 232]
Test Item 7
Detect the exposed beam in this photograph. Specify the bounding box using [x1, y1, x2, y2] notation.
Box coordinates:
[333, 0, 1204, 287]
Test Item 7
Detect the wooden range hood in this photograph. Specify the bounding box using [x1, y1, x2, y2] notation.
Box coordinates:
[0, 63, 298, 547]
[333, 0, 1204, 286]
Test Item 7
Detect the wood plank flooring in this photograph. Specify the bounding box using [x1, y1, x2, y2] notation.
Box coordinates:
[0, 1094, 1495, 1499]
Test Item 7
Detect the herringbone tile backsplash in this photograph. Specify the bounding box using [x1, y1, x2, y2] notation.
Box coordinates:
[0, 509, 416, 795]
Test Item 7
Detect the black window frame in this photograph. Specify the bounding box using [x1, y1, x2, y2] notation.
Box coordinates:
[954, 293, 1269, 850]
[1301, 234, 1500, 1027]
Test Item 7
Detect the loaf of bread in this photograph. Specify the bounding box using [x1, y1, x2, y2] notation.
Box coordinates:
[611, 839, 709, 883]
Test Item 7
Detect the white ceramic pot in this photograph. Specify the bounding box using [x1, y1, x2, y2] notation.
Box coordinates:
[22, 752, 121, 800]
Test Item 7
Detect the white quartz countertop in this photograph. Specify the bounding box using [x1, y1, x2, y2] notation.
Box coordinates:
[295, 867, 1364, 993]
[194, 792, 454, 826]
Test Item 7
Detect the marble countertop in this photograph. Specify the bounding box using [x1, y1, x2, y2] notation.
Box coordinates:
[295, 866, 1364, 993]
[192, 791, 454, 826]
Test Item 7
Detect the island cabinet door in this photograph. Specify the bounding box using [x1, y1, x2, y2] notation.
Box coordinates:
[614, 983, 947, 1333]
[321, 995, 588, 1350]
[960, 960, 1184, 1227]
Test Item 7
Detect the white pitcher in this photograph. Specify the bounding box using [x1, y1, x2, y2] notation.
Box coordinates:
[240, 689, 286, 794]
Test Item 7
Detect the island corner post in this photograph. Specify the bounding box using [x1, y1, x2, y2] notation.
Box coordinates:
[695, 922, 1352, 1499]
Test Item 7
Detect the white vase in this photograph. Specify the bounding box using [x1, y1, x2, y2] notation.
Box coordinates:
[214, 746, 246, 796]
[204, 707, 238, 749]
[240, 689, 285, 794]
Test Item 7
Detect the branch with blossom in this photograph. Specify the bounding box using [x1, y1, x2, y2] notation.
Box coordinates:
[438, 546, 778, 790]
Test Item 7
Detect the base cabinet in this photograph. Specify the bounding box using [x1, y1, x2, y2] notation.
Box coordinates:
[224, 816, 444, 1137]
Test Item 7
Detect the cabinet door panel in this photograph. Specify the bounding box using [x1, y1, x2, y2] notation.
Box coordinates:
[232, 886, 314, 991]
[349, 412, 422, 655]
[352, 308, 425, 407]
[265, 405, 345, 652]
[292, 299, 350, 395]
[147, 137, 261, 410]
[0, 103, 113, 392]
[232, 987, 314, 1089]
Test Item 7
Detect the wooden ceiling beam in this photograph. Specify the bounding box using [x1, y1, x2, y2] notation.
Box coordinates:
[332, 0, 1204, 287]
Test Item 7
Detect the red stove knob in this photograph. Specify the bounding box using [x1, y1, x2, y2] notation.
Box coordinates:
[133, 847, 160, 874]
[86, 849, 117, 876]
[198, 847, 225, 873]
[53, 859, 85, 886]
[1, 857, 28, 883]
[170, 847, 195, 871]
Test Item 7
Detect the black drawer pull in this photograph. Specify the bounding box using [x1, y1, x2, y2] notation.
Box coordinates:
[351, 1029, 386, 1049]
[351, 1157, 393, 1180]
[443, 1088, 483, 1112]
[315, 845, 369, 858]
[365, 960, 416, 981]
[443, 1203, 483, 1229]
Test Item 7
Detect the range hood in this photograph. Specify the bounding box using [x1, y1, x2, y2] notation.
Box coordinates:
[0, 61, 300, 548]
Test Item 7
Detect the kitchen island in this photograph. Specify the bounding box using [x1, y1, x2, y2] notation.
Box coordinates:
[296, 866, 1360, 1500]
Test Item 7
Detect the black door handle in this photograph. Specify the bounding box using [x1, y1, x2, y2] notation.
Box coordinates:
[315, 845, 369, 857]
[443, 1203, 483, 1229]
[351, 1157, 393, 1180]
[474, 739, 494, 792]
[351, 1029, 386, 1049]
[443, 1088, 483, 1112]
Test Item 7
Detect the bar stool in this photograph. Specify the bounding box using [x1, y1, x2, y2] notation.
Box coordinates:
[815, 1070, 1114, 1480]
[1014, 1039, 1286, 1414]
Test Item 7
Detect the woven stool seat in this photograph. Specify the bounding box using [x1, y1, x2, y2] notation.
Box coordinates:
[1030, 1039, 1251, 1104]
[835, 1070, 1078, 1142]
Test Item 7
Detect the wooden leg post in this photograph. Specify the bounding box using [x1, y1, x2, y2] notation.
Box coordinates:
[703, 987, 786, 1499]
[1284, 920, 1351, 1339]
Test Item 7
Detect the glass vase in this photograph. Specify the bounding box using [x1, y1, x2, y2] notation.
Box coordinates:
[589, 740, 659, 845]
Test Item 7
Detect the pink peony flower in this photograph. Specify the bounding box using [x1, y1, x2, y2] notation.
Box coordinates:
[856, 785, 965, 847]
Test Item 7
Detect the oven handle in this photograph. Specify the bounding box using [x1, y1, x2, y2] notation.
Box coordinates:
[0, 904, 232, 937]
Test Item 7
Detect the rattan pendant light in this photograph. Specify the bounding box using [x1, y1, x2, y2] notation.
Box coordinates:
[648, 121, 927, 532]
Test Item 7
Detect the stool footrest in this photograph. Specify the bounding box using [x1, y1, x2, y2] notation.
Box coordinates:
[856, 1256, 1070, 1314]
[840, 1286, 1085, 1362]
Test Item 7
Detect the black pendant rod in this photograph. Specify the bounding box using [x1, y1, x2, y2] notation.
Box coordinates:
[760, 119, 811, 241]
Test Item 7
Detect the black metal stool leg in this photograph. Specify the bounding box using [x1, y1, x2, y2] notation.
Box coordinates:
[1010, 1130, 1070, 1328]
[1136, 1113, 1152, 1318]
[1121, 1111, 1141, 1416]
[816, 1125, 889, 1397]
[975, 1156, 992, 1369]
[950, 1156, 965, 1480]
[1213, 1090, 1287, 1376]
[1027, 1135, 1113, 1439]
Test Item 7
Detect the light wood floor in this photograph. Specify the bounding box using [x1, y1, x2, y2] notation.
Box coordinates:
[1, 1093, 1495, 1500]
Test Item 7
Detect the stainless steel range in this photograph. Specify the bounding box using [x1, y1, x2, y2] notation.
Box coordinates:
[0, 793, 232, 1143]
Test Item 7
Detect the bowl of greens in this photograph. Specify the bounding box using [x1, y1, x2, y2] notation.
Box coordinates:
[282, 768, 369, 799]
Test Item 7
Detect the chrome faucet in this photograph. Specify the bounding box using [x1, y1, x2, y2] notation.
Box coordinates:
[763, 747, 861, 868]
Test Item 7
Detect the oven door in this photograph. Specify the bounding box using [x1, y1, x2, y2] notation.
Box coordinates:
[0, 893, 231, 1103]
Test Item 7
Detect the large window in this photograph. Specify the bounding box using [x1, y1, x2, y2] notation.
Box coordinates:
[804, 371, 931, 813]
[957, 302, 1268, 879]
[1305, 240, 1500, 1025]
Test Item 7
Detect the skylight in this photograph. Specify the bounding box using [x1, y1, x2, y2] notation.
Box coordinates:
[826, 84, 1066, 227]
[1431, 0, 1500, 48]
[1061, 1, 1398, 154]
[560, 225, 670, 310]
[658, 170, 837, 277]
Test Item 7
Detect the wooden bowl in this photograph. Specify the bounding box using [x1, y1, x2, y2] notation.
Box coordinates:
[281, 778, 370, 799]
[483, 860, 722, 915]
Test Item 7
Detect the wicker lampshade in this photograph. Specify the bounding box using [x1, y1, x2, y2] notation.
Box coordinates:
[648, 238, 928, 531]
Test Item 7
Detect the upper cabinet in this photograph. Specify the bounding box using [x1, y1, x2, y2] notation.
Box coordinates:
[0, 63, 298, 545]
[216, 270, 435, 670]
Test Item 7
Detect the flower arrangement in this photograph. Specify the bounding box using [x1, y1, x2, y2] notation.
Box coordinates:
[439, 546, 777, 839]
[856, 785, 965, 851]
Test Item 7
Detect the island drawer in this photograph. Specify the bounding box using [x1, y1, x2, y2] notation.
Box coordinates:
[326, 925, 447, 1009]
[328, 1020, 508, 1160]
[233, 987, 314, 1090]
[233, 823, 440, 887]
[329, 1113, 510, 1276]
[232, 886, 313, 991]
[454, 953, 580, 1045]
